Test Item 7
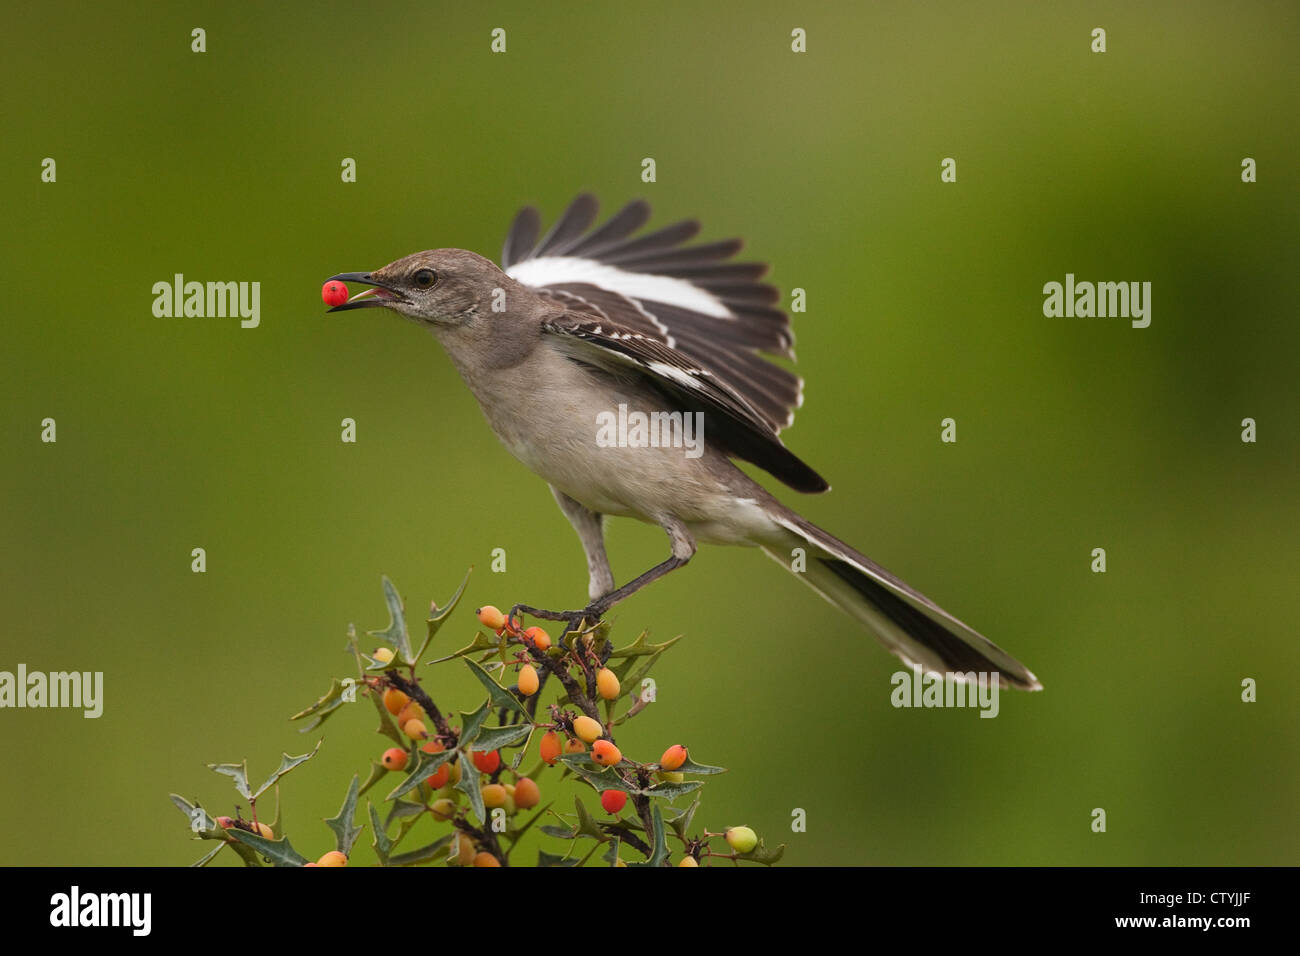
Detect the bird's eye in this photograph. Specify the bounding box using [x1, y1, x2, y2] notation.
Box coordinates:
[413, 269, 437, 288]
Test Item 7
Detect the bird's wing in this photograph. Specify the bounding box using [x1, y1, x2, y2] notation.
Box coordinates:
[502, 194, 804, 437]
[540, 311, 829, 494]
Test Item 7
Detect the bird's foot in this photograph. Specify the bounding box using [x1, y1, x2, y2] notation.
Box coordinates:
[507, 602, 605, 643]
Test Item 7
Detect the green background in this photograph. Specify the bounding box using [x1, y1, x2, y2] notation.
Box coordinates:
[2, 1, 1296, 866]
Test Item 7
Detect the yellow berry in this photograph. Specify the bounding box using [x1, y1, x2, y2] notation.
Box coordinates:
[564, 738, 587, 754]
[373, 647, 394, 665]
[725, 826, 759, 854]
[573, 715, 602, 743]
[253, 822, 274, 840]
[596, 667, 620, 700]
[514, 777, 541, 809]
[403, 718, 428, 739]
[317, 850, 347, 867]
[429, 798, 456, 821]
[476, 605, 507, 630]
[518, 664, 540, 696]
[481, 784, 508, 809]
[396, 701, 425, 728]
[679, 856, 699, 867]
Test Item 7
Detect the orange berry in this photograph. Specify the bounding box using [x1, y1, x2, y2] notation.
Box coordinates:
[523, 625, 551, 651]
[452, 832, 475, 866]
[473, 851, 501, 867]
[679, 856, 699, 867]
[660, 744, 688, 771]
[253, 822, 274, 839]
[539, 730, 562, 765]
[383, 687, 409, 715]
[572, 715, 602, 744]
[481, 783, 508, 809]
[596, 667, 620, 701]
[382, 747, 409, 771]
[600, 790, 627, 814]
[514, 777, 541, 809]
[518, 664, 540, 696]
[564, 738, 587, 755]
[403, 717, 428, 739]
[317, 850, 347, 867]
[591, 739, 622, 767]
[396, 701, 425, 727]
[471, 749, 501, 774]
[476, 605, 506, 630]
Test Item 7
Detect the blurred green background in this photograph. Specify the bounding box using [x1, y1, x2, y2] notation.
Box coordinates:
[2, 1, 1296, 866]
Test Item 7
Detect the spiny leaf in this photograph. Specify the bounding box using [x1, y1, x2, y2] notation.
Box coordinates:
[463, 657, 528, 719]
[636, 780, 703, 801]
[428, 631, 500, 664]
[227, 829, 310, 867]
[574, 797, 607, 842]
[666, 794, 702, 840]
[674, 755, 727, 775]
[324, 775, 363, 856]
[367, 576, 412, 665]
[628, 805, 668, 867]
[412, 568, 472, 662]
[387, 834, 455, 867]
[289, 678, 352, 728]
[369, 801, 392, 861]
[457, 698, 492, 750]
[737, 838, 785, 865]
[538, 850, 581, 867]
[455, 754, 486, 824]
[208, 760, 251, 800]
[472, 723, 532, 753]
[557, 753, 632, 792]
[252, 740, 323, 799]
[190, 842, 226, 867]
[357, 759, 389, 799]
[385, 747, 454, 801]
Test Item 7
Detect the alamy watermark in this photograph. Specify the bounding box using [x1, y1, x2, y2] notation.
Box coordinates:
[152, 274, 260, 328]
[595, 403, 704, 458]
[0, 664, 103, 718]
[891, 665, 1000, 718]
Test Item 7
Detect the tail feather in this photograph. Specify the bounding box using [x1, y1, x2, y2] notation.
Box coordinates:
[762, 512, 1041, 691]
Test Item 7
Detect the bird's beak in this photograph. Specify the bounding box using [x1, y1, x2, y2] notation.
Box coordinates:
[325, 272, 405, 312]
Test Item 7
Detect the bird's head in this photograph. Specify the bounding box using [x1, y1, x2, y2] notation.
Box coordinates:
[326, 249, 505, 327]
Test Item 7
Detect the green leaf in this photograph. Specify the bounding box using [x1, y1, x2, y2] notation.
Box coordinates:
[208, 760, 252, 800]
[454, 754, 486, 824]
[385, 747, 453, 801]
[427, 631, 500, 665]
[463, 658, 528, 719]
[638, 780, 703, 801]
[472, 723, 532, 753]
[629, 805, 668, 867]
[251, 740, 323, 799]
[357, 759, 389, 799]
[367, 575, 413, 665]
[557, 753, 632, 792]
[170, 793, 215, 833]
[190, 842, 226, 868]
[289, 678, 352, 728]
[538, 824, 577, 839]
[573, 797, 607, 842]
[666, 794, 702, 840]
[602, 838, 622, 867]
[607, 630, 682, 661]
[368, 801, 392, 861]
[737, 839, 785, 865]
[538, 850, 581, 867]
[412, 568, 472, 662]
[385, 799, 427, 827]
[324, 775, 363, 856]
[227, 829, 310, 867]
[675, 756, 727, 775]
[457, 698, 492, 750]
[387, 834, 455, 867]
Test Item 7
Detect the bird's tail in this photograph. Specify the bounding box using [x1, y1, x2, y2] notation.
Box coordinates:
[759, 509, 1042, 691]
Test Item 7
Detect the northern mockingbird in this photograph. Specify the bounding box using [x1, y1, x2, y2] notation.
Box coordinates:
[327, 195, 1041, 690]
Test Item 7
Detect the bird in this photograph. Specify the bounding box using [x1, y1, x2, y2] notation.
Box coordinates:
[326, 194, 1041, 690]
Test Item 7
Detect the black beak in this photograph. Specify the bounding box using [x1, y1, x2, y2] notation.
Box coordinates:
[325, 272, 404, 312]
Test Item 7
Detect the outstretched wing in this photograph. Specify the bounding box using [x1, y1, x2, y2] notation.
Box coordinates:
[500, 195, 827, 494]
[502, 194, 803, 436]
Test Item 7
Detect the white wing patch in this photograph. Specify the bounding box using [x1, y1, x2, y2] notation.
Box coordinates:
[508, 256, 733, 319]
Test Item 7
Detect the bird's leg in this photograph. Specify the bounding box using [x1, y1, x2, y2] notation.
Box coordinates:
[509, 513, 695, 633]
[551, 487, 615, 602]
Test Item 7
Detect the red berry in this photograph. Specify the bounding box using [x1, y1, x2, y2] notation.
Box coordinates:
[600, 790, 628, 814]
[471, 749, 501, 774]
[321, 280, 349, 307]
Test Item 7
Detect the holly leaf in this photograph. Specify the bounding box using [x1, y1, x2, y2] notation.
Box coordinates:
[251, 740, 323, 799]
[386, 747, 454, 801]
[427, 631, 500, 665]
[208, 760, 252, 800]
[574, 797, 607, 842]
[367, 576, 412, 665]
[675, 755, 727, 775]
[455, 754, 486, 824]
[289, 678, 353, 732]
[324, 775, 363, 856]
[472, 723, 532, 753]
[226, 829, 310, 867]
[412, 568, 472, 662]
[369, 801, 392, 861]
[557, 753, 632, 792]
[538, 850, 581, 867]
[463, 658, 528, 719]
[190, 842, 226, 868]
[628, 805, 668, 867]
[637, 780, 703, 801]
[737, 839, 785, 866]
[387, 834, 455, 867]
[457, 698, 492, 750]
[666, 794, 702, 839]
